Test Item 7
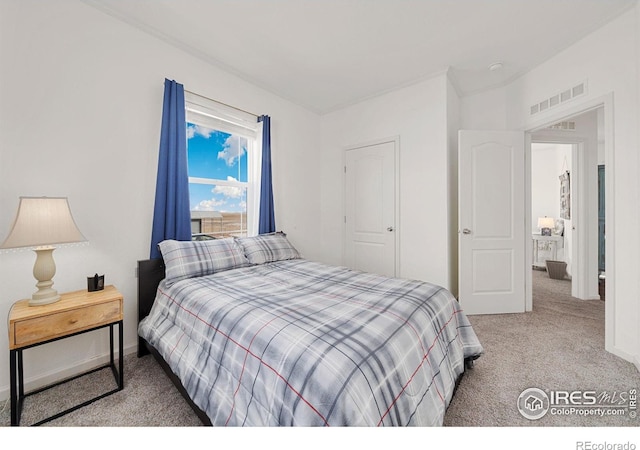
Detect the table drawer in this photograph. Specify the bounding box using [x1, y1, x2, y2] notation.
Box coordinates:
[12, 300, 121, 347]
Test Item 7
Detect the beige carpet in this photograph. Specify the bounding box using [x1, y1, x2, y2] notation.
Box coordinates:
[1, 269, 637, 427]
[444, 269, 639, 427]
[0, 350, 203, 427]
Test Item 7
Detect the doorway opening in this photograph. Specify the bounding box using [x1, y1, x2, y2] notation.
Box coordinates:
[530, 142, 574, 292]
[527, 107, 606, 344]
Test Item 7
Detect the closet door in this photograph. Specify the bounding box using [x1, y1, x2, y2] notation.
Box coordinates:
[344, 139, 398, 277]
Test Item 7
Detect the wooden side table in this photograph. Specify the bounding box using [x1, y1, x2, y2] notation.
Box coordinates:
[8, 285, 124, 426]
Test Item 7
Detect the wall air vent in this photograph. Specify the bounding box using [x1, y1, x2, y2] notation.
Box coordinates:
[547, 121, 576, 131]
[529, 81, 587, 116]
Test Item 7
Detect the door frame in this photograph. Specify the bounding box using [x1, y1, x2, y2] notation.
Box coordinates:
[342, 136, 401, 276]
[529, 138, 591, 301]
[522, 93, 614, 355]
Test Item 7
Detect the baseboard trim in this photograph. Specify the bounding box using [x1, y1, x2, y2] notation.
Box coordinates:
[605, 343, 640, 373]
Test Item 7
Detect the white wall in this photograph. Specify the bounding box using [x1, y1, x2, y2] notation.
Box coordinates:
[460, 87, 508, 131]
[0, 0, 322, 399]
[636, 0, 640, 371]
[531, 144, 565, 232]
[461, 6, 640, 365]
[319, 74, 454, 290]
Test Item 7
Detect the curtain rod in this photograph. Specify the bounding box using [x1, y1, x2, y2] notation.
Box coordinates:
[184, 89, 259, 119]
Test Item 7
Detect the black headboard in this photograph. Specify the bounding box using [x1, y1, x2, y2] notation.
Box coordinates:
[137, 258, 165, 356]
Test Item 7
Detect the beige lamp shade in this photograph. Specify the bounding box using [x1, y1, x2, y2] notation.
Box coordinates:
[1, 197, 86, 306]
[537, 217, 555, 230]
[1, 197, 86, 249]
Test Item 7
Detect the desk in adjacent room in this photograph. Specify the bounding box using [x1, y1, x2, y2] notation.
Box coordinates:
[532, 233, 564, 269]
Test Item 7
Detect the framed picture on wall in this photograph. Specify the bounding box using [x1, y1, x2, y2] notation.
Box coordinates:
[559, 170, 571, 220]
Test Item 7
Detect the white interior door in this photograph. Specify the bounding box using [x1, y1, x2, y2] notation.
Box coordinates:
[459, 130, 526, 314]
[344, 140, 397, 277]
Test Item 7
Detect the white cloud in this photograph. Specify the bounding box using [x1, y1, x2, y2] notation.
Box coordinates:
[187, 124, 214, 139]
[212, 179, 245, 199]
[193, 198, 226, 211]
[217, 135, 247, 166]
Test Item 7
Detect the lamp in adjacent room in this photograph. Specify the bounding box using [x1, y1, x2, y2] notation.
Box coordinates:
[537, 216, 555, 236]
[1, 197, 86, 306]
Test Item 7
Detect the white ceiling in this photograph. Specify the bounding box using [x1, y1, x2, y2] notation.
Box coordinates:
[83, 0, 637, 114]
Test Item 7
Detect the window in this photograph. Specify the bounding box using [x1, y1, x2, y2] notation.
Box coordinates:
[185, 92, 260, 239]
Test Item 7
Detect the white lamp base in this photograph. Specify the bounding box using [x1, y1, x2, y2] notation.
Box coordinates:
[29, 246, 61, 306]
[30, 291, 61, 306]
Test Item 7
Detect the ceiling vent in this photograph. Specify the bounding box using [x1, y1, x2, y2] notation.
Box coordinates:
[530, 81, 587, 116]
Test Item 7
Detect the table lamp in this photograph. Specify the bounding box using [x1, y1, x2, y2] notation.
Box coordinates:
[537, 216, 555, 236]
[1, 197, 86, 306]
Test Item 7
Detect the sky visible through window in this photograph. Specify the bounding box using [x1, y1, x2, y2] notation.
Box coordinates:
[187, 122, 248, 213]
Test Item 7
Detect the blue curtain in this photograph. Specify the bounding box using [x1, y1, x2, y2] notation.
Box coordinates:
[150, 79, 191, 259]
[258, 115, 276, 234]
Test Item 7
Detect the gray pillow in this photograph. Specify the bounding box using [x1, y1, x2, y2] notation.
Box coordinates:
[235, 232, 300, 265]
[159, 238, 252, 286]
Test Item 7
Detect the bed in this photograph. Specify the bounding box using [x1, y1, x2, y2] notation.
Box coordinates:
[137, 232, 483, 426]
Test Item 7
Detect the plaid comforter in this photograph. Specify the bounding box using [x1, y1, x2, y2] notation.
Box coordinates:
[138, 259, 483, 426]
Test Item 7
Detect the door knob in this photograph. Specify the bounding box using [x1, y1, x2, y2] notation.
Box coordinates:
[387, 226, 394, 232]
[462, 228, 472, 234]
